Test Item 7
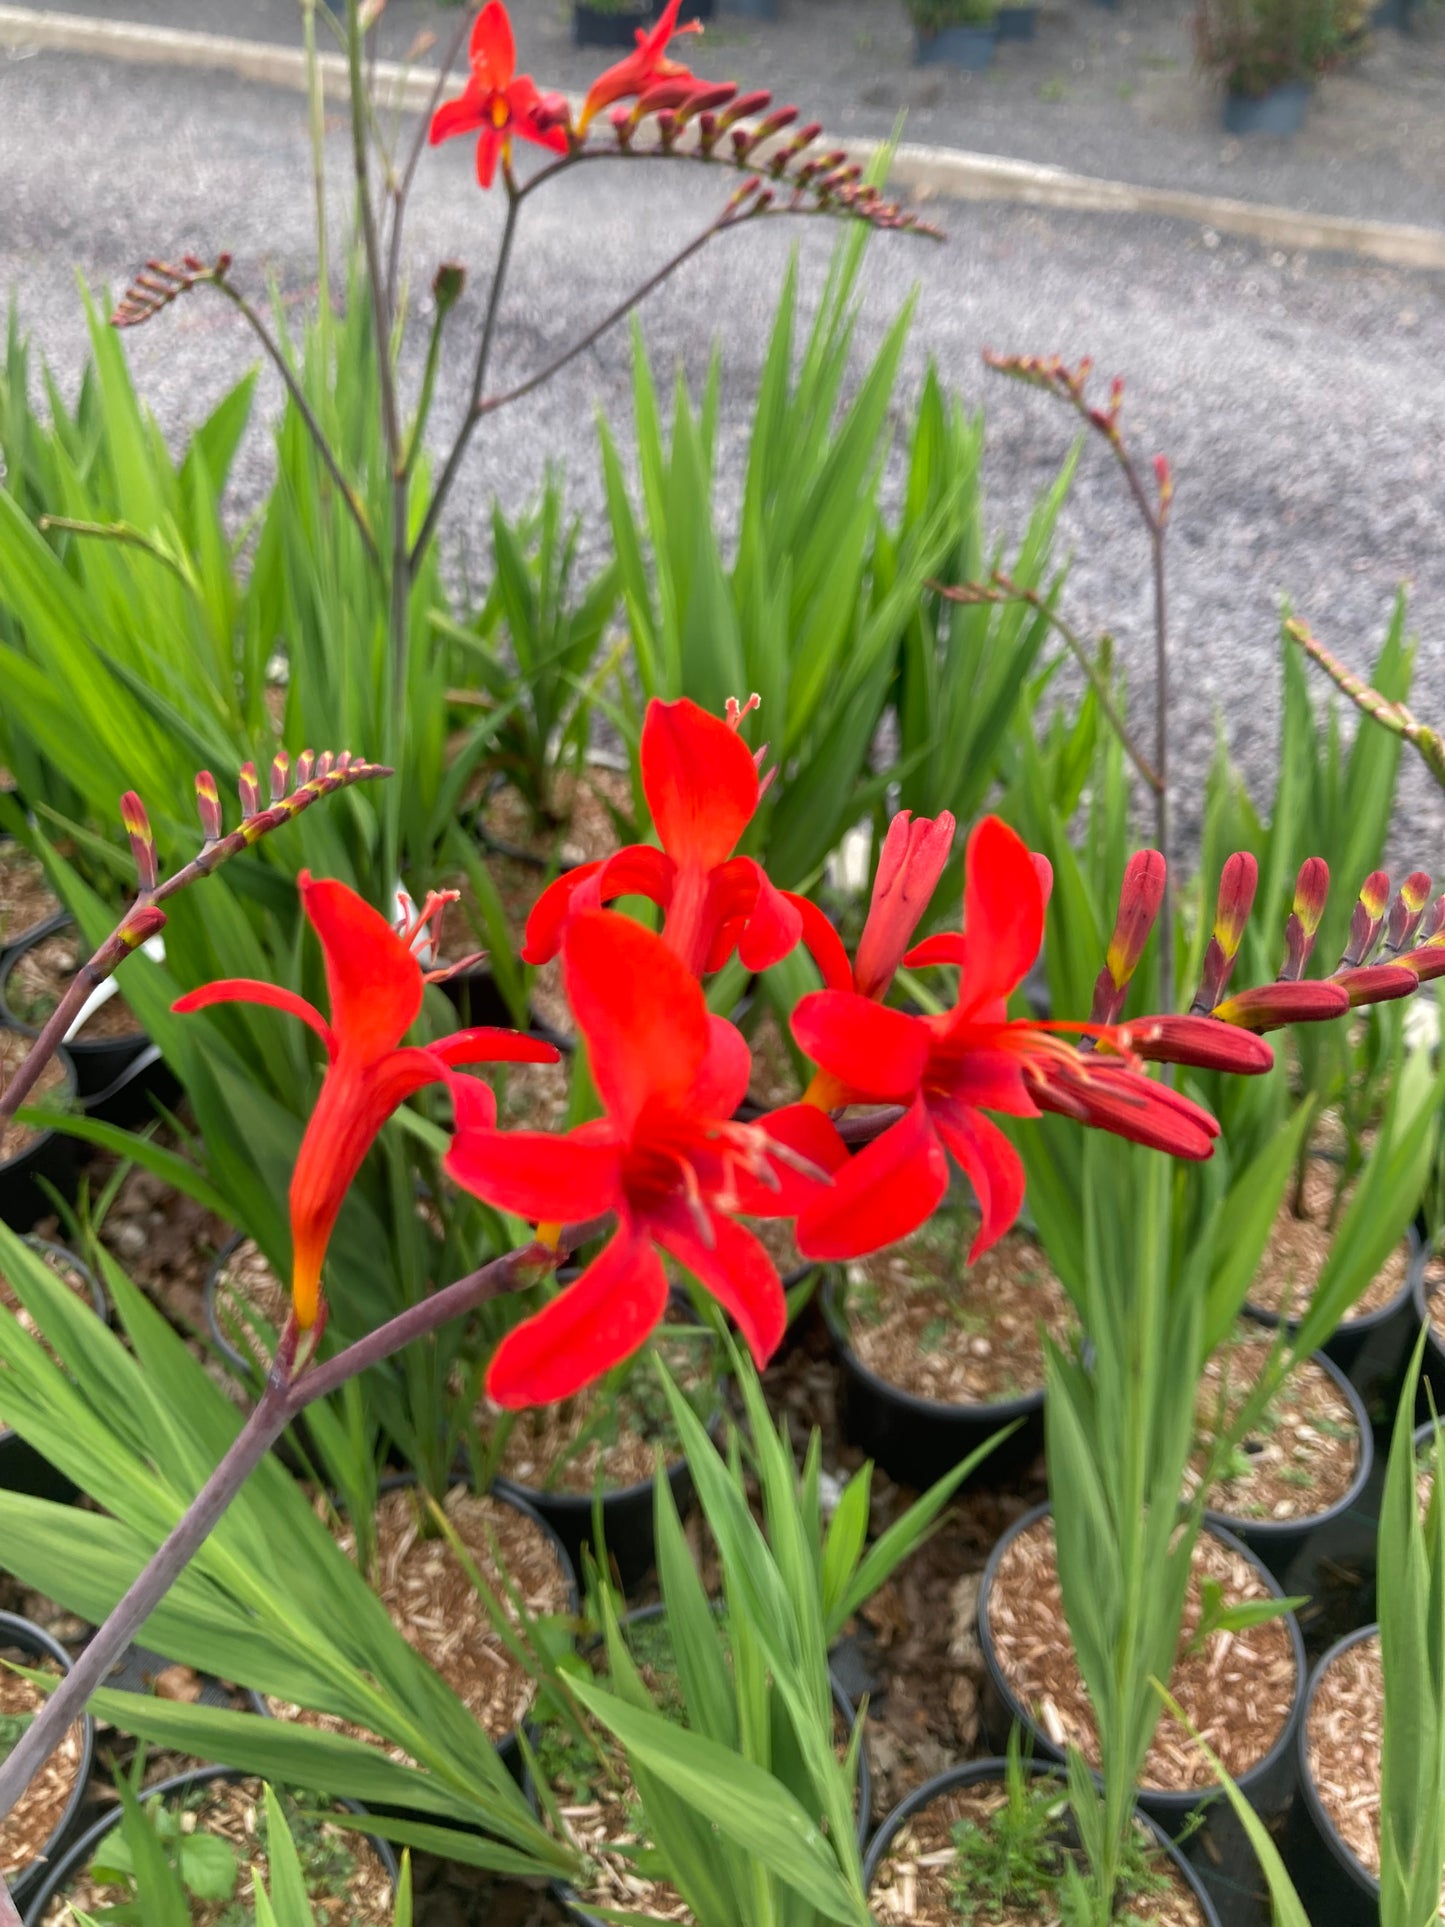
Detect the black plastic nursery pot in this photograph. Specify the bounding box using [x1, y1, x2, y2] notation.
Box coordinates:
[1222, 80, 1312, 136]
[995, 2, 1037, 35]
[977, 1504, 1306, 1927]
[863, 1758, 1223, 1927]
[914, 21, 997, 66]
[532, 1602, 871, 1927]
[572, 2, 661, 50]
[250, 1475, 578, 1785]
[0, 1610, 96, 1914]
[1247, 1226, 1427, 1422]
[1409, 1252, 1445, 1418]
[19, 1764, 400, 1927]
[0, 1050, 78, 1234]
[0, 1237, 107, 1503]
[821, 1269, 1046, 1492]
[82, 1041, 182, 1131]
[1201, 1343, 1375, 1603]
[494, 1437, 708, 1596]
[1282, 1625, 1382, 1927]
[718, 0, 774, 15]
[0, 916, 153, 1103]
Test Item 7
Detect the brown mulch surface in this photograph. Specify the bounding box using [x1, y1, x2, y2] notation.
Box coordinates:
[0, 1666, 84, 1883]
[1248, 1161, 1411, 1324]
[0, 845, 60, 951]
[4, 933, 143, 1043]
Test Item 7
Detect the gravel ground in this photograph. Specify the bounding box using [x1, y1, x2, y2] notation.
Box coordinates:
[13, 0, 1445, 227]
[2, 44, 1445, 866]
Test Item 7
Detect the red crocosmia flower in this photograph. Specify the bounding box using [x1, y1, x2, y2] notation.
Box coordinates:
[174, 875, 558, 1331]
[577, 0, 703, 133]
[445, 910, 845, 1408]
[790, 816, 1224, 1267]
[429, 3, 569, 189]
[792, 810, 958, 1003]
[523, 696, 800, 979]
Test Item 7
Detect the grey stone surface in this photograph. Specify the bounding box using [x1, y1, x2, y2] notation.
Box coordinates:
[2, 41, 1444, 863]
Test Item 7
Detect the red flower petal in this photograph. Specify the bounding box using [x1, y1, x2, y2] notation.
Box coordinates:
[854, 809, 955, 1000]
[733, 862, 802, 974]
[683, 1015, 753, 1121]
[791, 990, 929, 1103]
[794, 1098, 949, 1261]
[648, 1203, 786, 1368]
[301, 874, 422, 1062]
[786, 892, 854, 992]
[445, 1122, 622, 1223]
[929, 1099, 1026, 1259]
[641, 697, 760, 872]
[429, 1027, 561, 1067]
[470, 0, 515, 85]
[485, 1231, 668, 1408]
[172, 979, 335, 1057]
[563, 911, 710, 1132]
[596, 843, 676, 914]
[735, 1103, 849, 1216]
[930, 1033, 1037, 1116]
[904, 931, 969, 970]
[956, 816, 1045, 1018]
[476, 125, 504, 190]
[521, 862, 607, 966]
[429, 83, 488, 146]
[508, 75, 571, 154]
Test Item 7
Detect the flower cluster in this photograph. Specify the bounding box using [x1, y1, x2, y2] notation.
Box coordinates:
[176, 694, 1445, 1409]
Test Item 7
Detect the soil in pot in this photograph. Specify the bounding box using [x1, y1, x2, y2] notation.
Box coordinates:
[838, 1216, 1073, 1410]
[534, 1609, 862, 1923]
[490, 1325, 718, 1498]
[1301, 1630, 1429, 1898]
[437, 869, 572, 1042]
[868, 1771, 1211, 1925]
[39, 1775, 395, 1925]
[3, 931, 143, 1044]
[1248, 1161, 1410, 1326]
[0, 1665, 87, 1894]
[0, 1240, 100, 1355]
[1185, 1323, 1361, 1524]
[0, 848, 59, 953]
[987, 1514, 1297, 1793]
[477, 766, 636, 873]
[0, 1031, 67, 1164]
[208, 1238, 289, 1379]
[262, 1484, 571, 1754]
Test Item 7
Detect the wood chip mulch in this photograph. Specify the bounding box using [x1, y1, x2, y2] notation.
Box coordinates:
[0, 846, 60, 951]
[1187, 1325, 1361, 1523]
[0, 1666, 83, 1882]
[1248, 1161, 1410, 1323]
[1303, 1632, 1408, 1889]
[988, 1515, 1298, 1792]
[868, 1779, 1210, 1926]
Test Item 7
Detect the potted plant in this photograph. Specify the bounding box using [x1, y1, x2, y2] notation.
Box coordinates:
[0, 915, 153, 1100]
[908, 0, 1002, 67]
[865, 1747, 1222, 1926]
[821, 1201, 1074, 1489]
[573, 0, 662, 50]
[0, 844, 59, 960]
[0, 1611, 93, 1915]
[1194, 0, 1366, 135]
[0, 1236, 106, 1501]
[24, 1768, 398, 1926]
[0, 1030, 75, 1232]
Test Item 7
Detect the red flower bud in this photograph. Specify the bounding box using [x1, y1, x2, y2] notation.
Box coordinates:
[1279, 856, 1329, 980]
[1192, 851, 1258, 1012]
[1121, 1013, 1273, 1074]
[1090, 848, 1166, 1024]
[195, 769, 223, 843]
[1334, 961, 1420, 1008]
[853, 810, 957, 1002]
[120, 790, 158, 894]
[1212, 978, 1351, 1032]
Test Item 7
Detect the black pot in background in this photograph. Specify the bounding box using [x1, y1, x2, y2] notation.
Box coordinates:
[0, 1610, 95, 1915]
[436, 964, 574, 1055]
[863, 1759, 1223, 1927]
[1410, 1250, 1445, 1418]
[0, 1237, 107, 1503]
[1283, 1625, 1381, 1927]
[20, 1764, 398, 1927]
[718, 0, 776, 15]
[249, 1475, 577, 1784]
[572, 2, 661, 51]
[1202, 1345, 1374, 1604]
[532, 1601, 870, 1927]
[1247, 1226, 1426, 1423]
[821, 1269, 1046, 1491]
[82, 1042, 182, 1131]
[0, 917, 152, 1103]
[0, 1042, 78, 1232]
[914, 21, 998, 66]
[1221, 80, 1311, 136]
[978, 1504, 1306, 1927]
[996, 2, 1038, 34]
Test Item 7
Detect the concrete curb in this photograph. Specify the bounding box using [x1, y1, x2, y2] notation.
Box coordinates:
[4, 3, 1445, 270]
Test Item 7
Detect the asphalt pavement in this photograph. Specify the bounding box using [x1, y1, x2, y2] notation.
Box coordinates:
[2, 41, 1445, 862]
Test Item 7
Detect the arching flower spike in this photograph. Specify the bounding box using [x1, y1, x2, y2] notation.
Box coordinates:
[446, 910, 845, 1407]
[175, 875, 558, 1329]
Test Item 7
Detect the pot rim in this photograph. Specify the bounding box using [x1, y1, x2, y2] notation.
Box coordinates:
[821, 1268, 1051, 1425]
[977, 1501, 1306, 1811]
[1294, 1622, 1382, 1901]
[0, 1609, 96, 1907]
[19, 1761, 398, 1927]
[1248, 1218, 1425, 1339]
[861, 1756, 1224, 1926]
[1200, 1338, 1375, 1542]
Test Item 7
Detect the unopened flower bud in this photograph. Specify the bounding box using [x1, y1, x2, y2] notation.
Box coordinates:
[296, 748, 316, 787]
[1385, 870, 1432, 955]
[1279, 856, 1329, 980]
[855, 810, 957, 1002]
[1192, 851, 1257, 1013]
[238, 762, 260, 816]
[1213, 977, 1351, 1033]
[117, 903, 167, 952]
[1335, 961, 1420, 1008]
[120, 790, 158, 893]
[1091, 848, 1166, 1024]
[195, 769, 223, 843]
[1338, 868, 1390, 969]
[269, 750, 290, 803]
[432, 260, 466, 316]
